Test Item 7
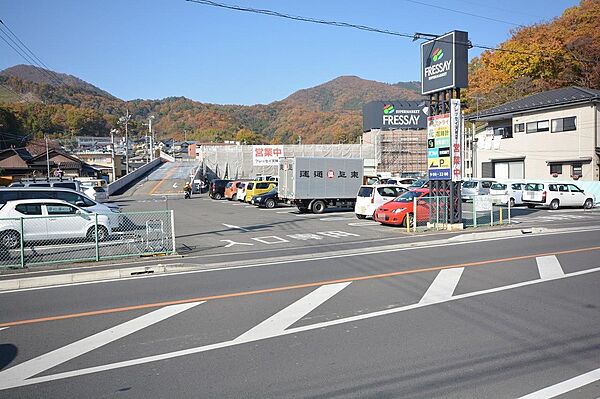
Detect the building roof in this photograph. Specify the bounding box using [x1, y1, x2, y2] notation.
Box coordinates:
[465, 86, 600, 121]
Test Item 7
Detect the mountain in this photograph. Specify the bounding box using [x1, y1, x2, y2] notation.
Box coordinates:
[282, 76, 422, 112]
[0, 66, 422, 145]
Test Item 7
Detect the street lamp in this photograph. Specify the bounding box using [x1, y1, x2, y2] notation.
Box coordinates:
[118, 110, 131, 175]
[148, 115, 155, 162]
[110, 128, 119, 182]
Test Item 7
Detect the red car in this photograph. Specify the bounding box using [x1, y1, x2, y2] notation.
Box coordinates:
[374, 188, 430, 226]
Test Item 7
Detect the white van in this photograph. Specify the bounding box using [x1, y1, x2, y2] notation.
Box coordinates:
[461, 179, 496, 201]
[489, 182, 525, 207]
[355, 184, 407, 219]
[522, 182, 594, 210]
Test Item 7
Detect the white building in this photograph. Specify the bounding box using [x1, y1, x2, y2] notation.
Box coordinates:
[465, 87, 600, 181]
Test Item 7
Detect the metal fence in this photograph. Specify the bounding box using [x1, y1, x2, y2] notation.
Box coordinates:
[0, 210, 176, 268]
[462, 196, 512, 228]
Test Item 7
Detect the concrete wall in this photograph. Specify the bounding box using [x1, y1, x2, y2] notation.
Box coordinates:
[475, 104, 600, 181]
[107, 158, 162, 195]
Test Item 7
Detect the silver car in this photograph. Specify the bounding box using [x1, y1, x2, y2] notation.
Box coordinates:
[461, 179, 496, 202]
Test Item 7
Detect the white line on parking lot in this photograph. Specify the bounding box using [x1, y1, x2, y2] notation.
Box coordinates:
[347, 221, 379, 226]
[222, 224, 250, 232]
[319, 216, 356, 221]
[276, 210, 295, 214]
[0, 327, 7, 332]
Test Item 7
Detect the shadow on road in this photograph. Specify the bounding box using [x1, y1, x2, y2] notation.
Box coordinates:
[0, 344, 18, 371]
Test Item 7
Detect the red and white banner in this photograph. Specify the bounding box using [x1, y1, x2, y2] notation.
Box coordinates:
[252, 145, 284, 166]
[450, 99, 462, 182]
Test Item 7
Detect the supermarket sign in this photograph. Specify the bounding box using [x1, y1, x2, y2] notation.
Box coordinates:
[427, 99, 461, 181]
[253, 145, 284, 166]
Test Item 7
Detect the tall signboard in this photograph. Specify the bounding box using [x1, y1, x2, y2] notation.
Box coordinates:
[253, 145, 284, 166]
[427, 99, 461, 181]
[421, 31, 468, 95]
[362, 101, 429, 131]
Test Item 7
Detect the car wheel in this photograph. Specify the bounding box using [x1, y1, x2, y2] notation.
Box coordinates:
[232, 194, 237, 201]
[87, 226, 109, 242]
[355, 213, 366, 219]
[265, 198, 276, 209]
[509, 198, 515, 208]
[214, 193, 223, 200]
[584, 198, 594, 209]
[549, 199, 560, 210]
[311, 200, 326, 214]
[403, 213, 413, 228]
[0, 230, 20, 249]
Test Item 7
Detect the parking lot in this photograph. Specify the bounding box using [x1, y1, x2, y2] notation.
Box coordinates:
[111, 165, 600, 266]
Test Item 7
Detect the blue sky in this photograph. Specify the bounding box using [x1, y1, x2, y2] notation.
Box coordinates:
[1, 0, 580, 105]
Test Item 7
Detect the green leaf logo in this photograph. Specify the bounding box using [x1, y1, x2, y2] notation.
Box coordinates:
[383, 104, 395, 115]
[432, 48, 444, 62]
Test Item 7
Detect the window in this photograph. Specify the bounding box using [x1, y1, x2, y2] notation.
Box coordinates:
[493, 127, 513, 139]
[54, 183, 77, 190]
[15, 204, 42, 215]
[558, 185, 568, 192]
[0, 191, 20, 205]
[550, 164, 562, 174]
[572, 163, 582, 177]
[514, 123, 525, 133]
[511, 183, 523, 190]
[357, 187, 373, 197]
[377, 187, 403, 197]
[568, 184, 583, 193]
[551, 117, 576, 133]
[526, 120, 550, 133]
[525, 183, 544, 191]
[55, 192, 95, 207]
[46, 204, 78, 215]
[256, 182, 269, 189]
[548, 184, 558, 192]
[481, 181, 493, 189]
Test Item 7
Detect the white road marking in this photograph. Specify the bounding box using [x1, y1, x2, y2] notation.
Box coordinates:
[0, 327, 8, 332]
[220, 239, 253, 248]
[276, 210, 295, 214]
[0, 301, 203, 390]
[348, 221, 379, 226]
[234, 282, 351, 342]
[319, 217, 356, 221]
[251, 236, 290, 245]
[536, 255, 564, 280]
[419, 268, 464, 304]
[517, 367, 600, 399]
[222, 224, 250, 232]
[6, 266, 599, 389]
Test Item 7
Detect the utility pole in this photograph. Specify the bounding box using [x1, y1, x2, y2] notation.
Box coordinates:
[148, 115, 155, 162]
[119, 110, 131, 174]
[45, 134, 50, 178]
[110, 129, 118, 182]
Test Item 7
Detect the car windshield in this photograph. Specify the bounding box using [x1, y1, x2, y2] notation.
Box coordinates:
[408, 179, 427, 188]
[491, 183, 506, 190]
[393, 191, 425, 202]
[266, 188, 278, 195]
[525, 183, 544, 191]
[462, 181, 478, 188]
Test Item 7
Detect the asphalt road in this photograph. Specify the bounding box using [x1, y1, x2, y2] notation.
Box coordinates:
[0, 227, 598, 398]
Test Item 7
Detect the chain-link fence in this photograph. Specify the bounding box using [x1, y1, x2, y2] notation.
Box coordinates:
[462, 195, 512, 228]
[0, 210, 175, 268]
[403, 196, 450, 232]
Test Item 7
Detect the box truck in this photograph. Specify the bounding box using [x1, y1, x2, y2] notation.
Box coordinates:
[278, 157, 364, 213]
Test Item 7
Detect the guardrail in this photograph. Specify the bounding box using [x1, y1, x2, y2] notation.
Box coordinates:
[160, 151, 176, 162]
[0, 210, 176, 268]
[108, 158, 162, 196]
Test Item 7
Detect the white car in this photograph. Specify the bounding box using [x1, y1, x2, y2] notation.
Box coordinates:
[0, 199, 112, 249]
[461, 179, 496, 201]
[522, 182, 594, 210]
[355, 184, 407, 219]
[489, 182, 525, 207]
[82, 185, 109, 203]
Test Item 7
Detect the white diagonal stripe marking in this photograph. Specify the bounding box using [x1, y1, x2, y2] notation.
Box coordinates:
[0, 301, 203, 390]
[517, 367, 600, 399]
[536, 255, 564, 280]
[234, 282, 351, 342]
[420, 267, 464, 304]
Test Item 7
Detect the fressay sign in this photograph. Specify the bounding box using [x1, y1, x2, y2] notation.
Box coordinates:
[362, 101, 429, 131]
[421, 31, 468, 95]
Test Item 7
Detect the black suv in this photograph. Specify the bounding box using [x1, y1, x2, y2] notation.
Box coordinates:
[209, 179, 232, 200]
[251, 187, 282, 208]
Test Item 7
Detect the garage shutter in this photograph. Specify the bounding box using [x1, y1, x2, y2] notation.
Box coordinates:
[494, 163, 509, 179]
[509, 161, 524, 179]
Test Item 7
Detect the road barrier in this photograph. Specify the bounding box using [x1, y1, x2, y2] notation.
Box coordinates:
[0, 210, 176, 269]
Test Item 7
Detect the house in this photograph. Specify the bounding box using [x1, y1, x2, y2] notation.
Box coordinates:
[465, 87, 600, 181]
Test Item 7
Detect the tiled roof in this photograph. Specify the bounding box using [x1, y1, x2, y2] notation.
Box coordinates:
[465, 86, 600, 121]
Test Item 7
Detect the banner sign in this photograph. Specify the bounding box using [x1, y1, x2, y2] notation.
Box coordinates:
[253, 145, 284, 166]
[362, 101, 428, 131]
[450, 99, 462, 182]
[427, 113, 451, 180]
[421, 31, 469, 95]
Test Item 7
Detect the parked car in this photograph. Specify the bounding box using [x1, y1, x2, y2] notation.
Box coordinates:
[374, 188, 430, 226]
[384, 178, 417, 188]
[9, 178, 82, 192]
[355, 184, 407, 219]
[408, 178, 429, 190]
[0, 199, 112, 249]
[461, 179, 496, 201]
[522, 182, 595, 210]
[237, 182, 248, 202]
[489, 182, 525, 207]
[224, 181, 246, 201]
[209, 179, 232, 200]
[251, 187, 282, 208]
[82, 185, 109, 203]
[244, 181, 277, 203]
[0, 187, 120, 229]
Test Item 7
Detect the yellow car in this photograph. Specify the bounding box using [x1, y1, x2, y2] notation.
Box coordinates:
[244, 181, 278, 202]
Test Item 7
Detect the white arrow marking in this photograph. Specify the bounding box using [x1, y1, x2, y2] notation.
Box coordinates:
[0, 327, 8, 332]
[536, 255, 564, 280]
[0, 301, 203, 390]
[172, 183, 178, 188]
[419, 268, 464, 304]
[222, 223, 250, 232]
[234, 282, 351, 342]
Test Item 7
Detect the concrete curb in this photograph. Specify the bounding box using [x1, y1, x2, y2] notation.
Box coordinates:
[448, 227, 549, 242]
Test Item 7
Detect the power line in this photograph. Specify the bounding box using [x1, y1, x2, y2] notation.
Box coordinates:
[185, 0, 599, 66]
